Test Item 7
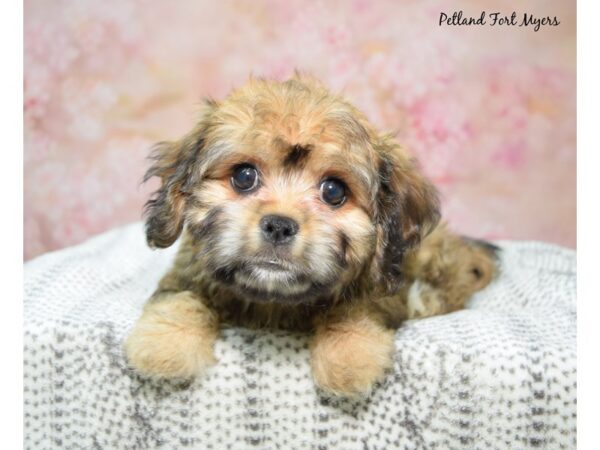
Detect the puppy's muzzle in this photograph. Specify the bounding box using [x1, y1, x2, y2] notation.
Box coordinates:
[260, 215, 298, 245]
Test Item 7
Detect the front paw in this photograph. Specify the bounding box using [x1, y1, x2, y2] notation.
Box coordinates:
[124, 292, 219, 379]
[310, 317, 395, 396]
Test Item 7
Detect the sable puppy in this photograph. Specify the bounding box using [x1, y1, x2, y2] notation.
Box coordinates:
[125, 75, 498, 396]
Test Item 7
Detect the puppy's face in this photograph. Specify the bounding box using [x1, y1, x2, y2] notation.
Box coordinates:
[144, 77, 439, 304]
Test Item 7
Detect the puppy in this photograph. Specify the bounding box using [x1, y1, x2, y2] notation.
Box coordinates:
[125, 75, 498, 396]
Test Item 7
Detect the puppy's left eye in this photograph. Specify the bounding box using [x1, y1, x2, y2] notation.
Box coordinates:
[320, 178, 347, 206]
[231, 164, 259, 192]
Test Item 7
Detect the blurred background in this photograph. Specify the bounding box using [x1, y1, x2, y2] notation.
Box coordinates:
[24, 0, 575, 260]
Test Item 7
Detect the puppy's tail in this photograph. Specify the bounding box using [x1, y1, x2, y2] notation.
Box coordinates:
[461, 236, 501, 292]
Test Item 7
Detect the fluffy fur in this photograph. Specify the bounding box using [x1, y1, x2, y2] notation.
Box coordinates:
[125, 75, 498, 396]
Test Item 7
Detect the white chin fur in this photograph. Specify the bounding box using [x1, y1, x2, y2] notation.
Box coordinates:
[235, 267, 311, 295]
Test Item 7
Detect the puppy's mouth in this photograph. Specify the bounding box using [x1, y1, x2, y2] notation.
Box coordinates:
[251, 259, 295, 272]
[213, 257, 327, 304]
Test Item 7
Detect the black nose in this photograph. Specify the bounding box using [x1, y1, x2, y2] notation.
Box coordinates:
[260, 215, 299, 245]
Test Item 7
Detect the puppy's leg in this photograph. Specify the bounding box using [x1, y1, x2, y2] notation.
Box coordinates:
[125, 290, 219, 379]
[401, 224, 499, 319]
[310, 305, 395, 396]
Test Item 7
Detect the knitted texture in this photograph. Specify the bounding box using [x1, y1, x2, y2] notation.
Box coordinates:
[24, 222, 577, 449]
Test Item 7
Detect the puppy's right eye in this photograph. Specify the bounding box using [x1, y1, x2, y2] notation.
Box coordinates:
[320, 177, 347, 207]
[231, 164, 259, 192]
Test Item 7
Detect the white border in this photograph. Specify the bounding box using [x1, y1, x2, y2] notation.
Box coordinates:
[1, 0, 23, 447]
[578, 0, 599, 448]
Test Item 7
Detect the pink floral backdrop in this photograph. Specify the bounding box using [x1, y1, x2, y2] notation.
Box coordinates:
[24, 0, 576, 260]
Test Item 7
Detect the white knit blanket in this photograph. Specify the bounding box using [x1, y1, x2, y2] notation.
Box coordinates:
[24, 222, 577, 449]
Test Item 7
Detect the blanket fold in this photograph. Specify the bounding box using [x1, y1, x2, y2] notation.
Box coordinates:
[24, 222, 576, 449]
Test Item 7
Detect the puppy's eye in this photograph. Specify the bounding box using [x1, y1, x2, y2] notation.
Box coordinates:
[231, 164, 259, 192]
[320, 178, 347, 206]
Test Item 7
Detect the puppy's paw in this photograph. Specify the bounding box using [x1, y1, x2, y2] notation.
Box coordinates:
[124, 291, 219, 379]
[310, 317, 395, 396]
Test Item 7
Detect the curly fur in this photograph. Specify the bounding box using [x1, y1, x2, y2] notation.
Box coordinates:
[125, 74, 498, 396]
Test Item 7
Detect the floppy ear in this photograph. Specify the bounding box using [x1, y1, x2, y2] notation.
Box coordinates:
[374, 136, 441, 292]
[143, 103, 215, 249]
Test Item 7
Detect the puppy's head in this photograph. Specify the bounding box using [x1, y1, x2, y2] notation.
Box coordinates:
[144, 76, 439, 303]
